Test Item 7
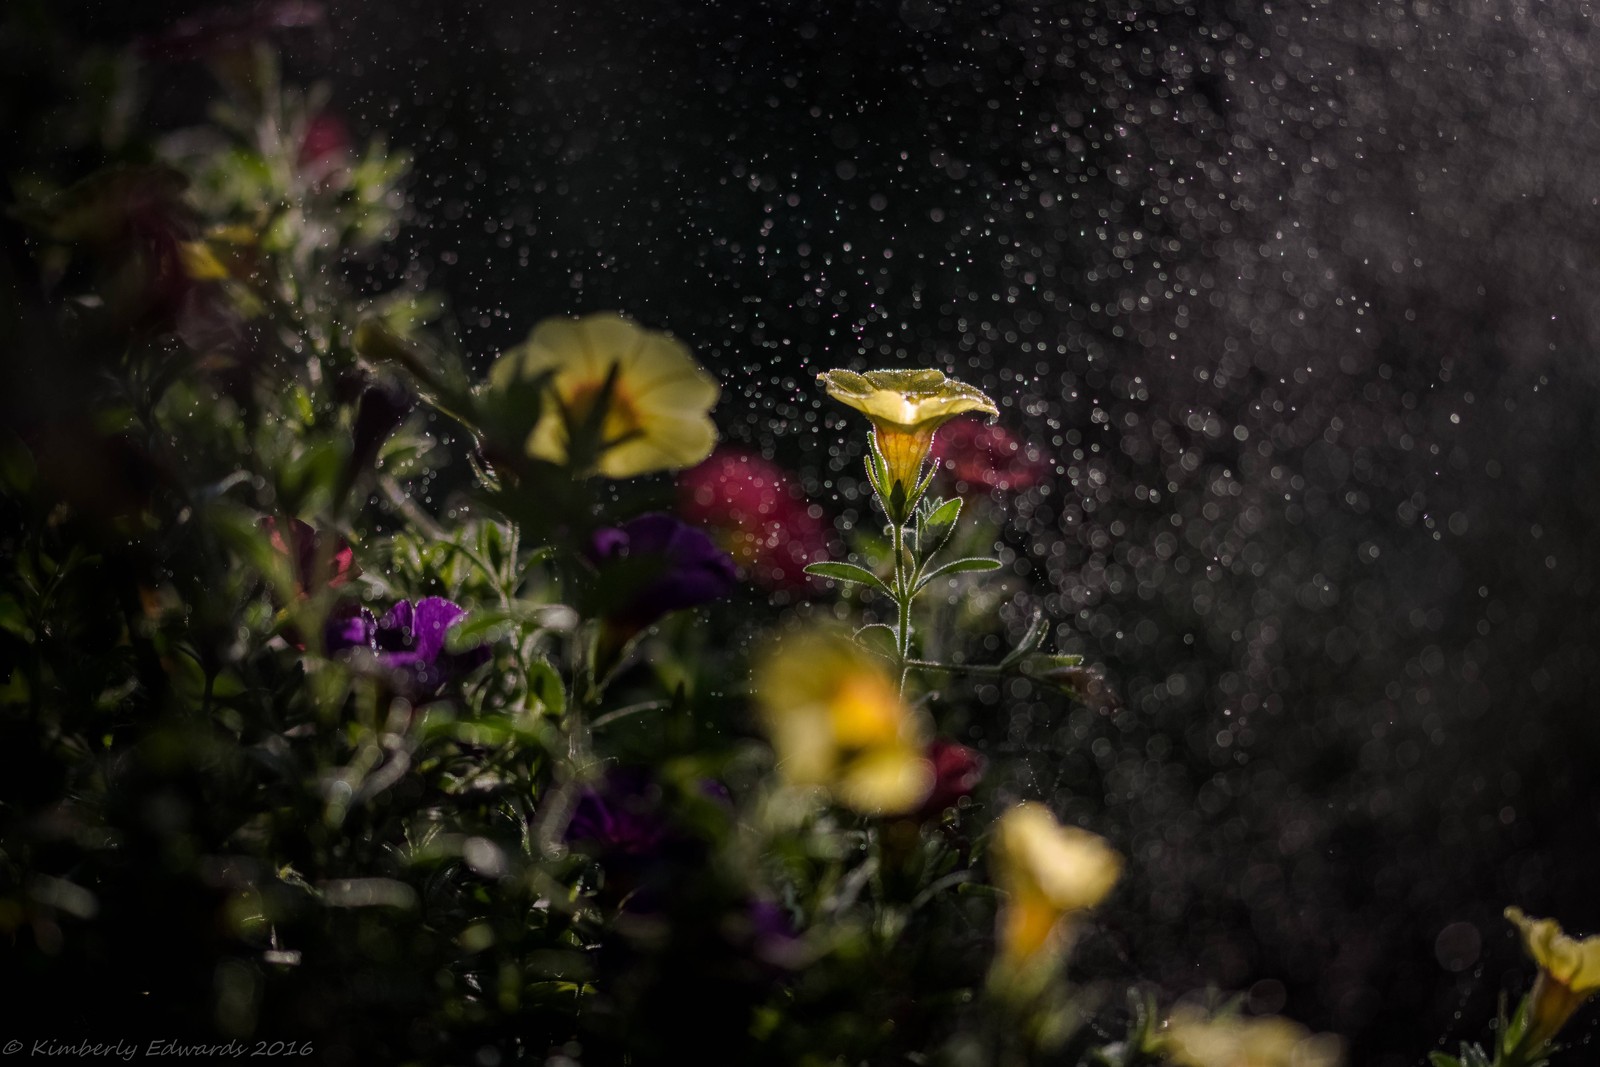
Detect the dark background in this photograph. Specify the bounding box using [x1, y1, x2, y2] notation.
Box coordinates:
[48, 1, 1600, 1062]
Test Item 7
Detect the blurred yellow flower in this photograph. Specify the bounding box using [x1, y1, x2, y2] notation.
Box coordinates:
[1505, 907, 1600, 1048]
[990, 802, 1122, 970]
[1161, 1006, 1343, 1067]
[753, 629, 933, 815]
[490, 313, 719, 478]
[818, 369, 997, 506]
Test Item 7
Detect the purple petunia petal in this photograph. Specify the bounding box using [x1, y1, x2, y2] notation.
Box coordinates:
[409, 596, 469, 661]
[587, 513, 738, 631]
[325, 607, 376, 653]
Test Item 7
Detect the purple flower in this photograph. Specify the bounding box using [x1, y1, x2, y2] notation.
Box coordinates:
[586, 513, 737, 633]
[566, 768, 671, 859]
[325, 596, 490, 697]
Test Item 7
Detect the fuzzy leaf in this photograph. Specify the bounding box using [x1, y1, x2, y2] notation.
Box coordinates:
[916, 556, 1001, 589]
[853, 623, 900, 661]
[805, 561, 892, 595]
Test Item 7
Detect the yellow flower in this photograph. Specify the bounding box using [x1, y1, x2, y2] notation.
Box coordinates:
[989, 802, 1122, 970]
[1161, 1006, 1343, 1067]
[817, 369, 997, 510]
[489, 313, 719, 478]
[1505, 907, 1600, 1049]
[753, 629, 933, 815]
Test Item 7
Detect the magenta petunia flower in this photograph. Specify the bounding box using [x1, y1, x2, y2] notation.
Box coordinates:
[917, 739, 985, 818]
[930, 418, 1049, 492]
[677, 448, 830, 591]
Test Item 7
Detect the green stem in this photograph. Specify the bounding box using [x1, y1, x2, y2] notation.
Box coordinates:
[903, 658, 1009, 678]
[891, 519, 911, 695]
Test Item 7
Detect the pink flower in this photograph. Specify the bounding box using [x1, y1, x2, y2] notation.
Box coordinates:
[917, 740, 985, 817]
[297, 112, 352, 177]
[929, 419, 1048, 492]
[677, 448, 830, 592]
[260, 516, 358, 597]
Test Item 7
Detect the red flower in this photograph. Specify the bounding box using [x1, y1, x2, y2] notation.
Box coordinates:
[297, 112, 352, 177]
[261, 516, 358, 598]
[929, 419, 1048, 492]
[917, 739, 985, 817]
[677, 448, 830, 592]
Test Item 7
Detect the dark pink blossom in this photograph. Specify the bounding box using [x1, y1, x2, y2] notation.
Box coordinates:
[916, 739, 985, 817]
[677, 448, 830, 591]
[930, 419, 1049, 492]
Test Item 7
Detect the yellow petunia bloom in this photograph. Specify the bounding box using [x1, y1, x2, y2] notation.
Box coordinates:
[1505, 907, 1600, 1049]
[817, 369, 997, 510]
[753, 629, 933, 816]
[989, 802, 1122, 971]
[489, 313, 720, 478]
[1161, 1006, 1343, 1067]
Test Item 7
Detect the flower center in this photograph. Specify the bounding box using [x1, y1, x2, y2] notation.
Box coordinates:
[563, 375, 644, 449]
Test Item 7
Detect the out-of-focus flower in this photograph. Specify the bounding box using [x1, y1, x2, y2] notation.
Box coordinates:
[134, 1, 326, 62]
[931, 418, 1048, 492]
[677, 448, 830, 591]
[753, 629, 932, 816]
[1505, 907, 1600, 1049]
[817, 368, 996, 512]
[587, 513, 737, 631]
[990, 802, 1121, 971]
[1160, 1006, 1343, 1067]
[297, 111, 352, 176]
[737, 898, 803, 968]
[20, 165, 206, 327]
[260, 516, 357, 597]
[586, 514, 737, 677]
[566, 768, 672, 859]
[917, 739, 984, 817]
[488, 313, 719, 478]
[325, 597, 490, 697]
[1019, 656, 1120, 712]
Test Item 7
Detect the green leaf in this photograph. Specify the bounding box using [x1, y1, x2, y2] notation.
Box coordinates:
[999, 609, 1051, 668]
[853, 623, 900, 661]
[916, 496, 961, 558]
[804, 561, 892, 595]
[526, 659, 566, 718]
[1428, 1053, 1462, 1067]
[916, 556, 1001, 590]
[0, 595, 29, 639]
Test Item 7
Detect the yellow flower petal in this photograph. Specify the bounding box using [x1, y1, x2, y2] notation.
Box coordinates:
[1162, 1007, 1343, 1067]
[990, 803, 1122, 968]
[491, 313, 719, 478]
[1507, 908, 1600, 995]
[819, 368, 997, 432]
[818, 368, 997, 498]
[753, 629, 931, 816]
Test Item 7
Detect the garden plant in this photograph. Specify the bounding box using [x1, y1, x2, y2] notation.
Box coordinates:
[1, 8, 1597, 1067]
